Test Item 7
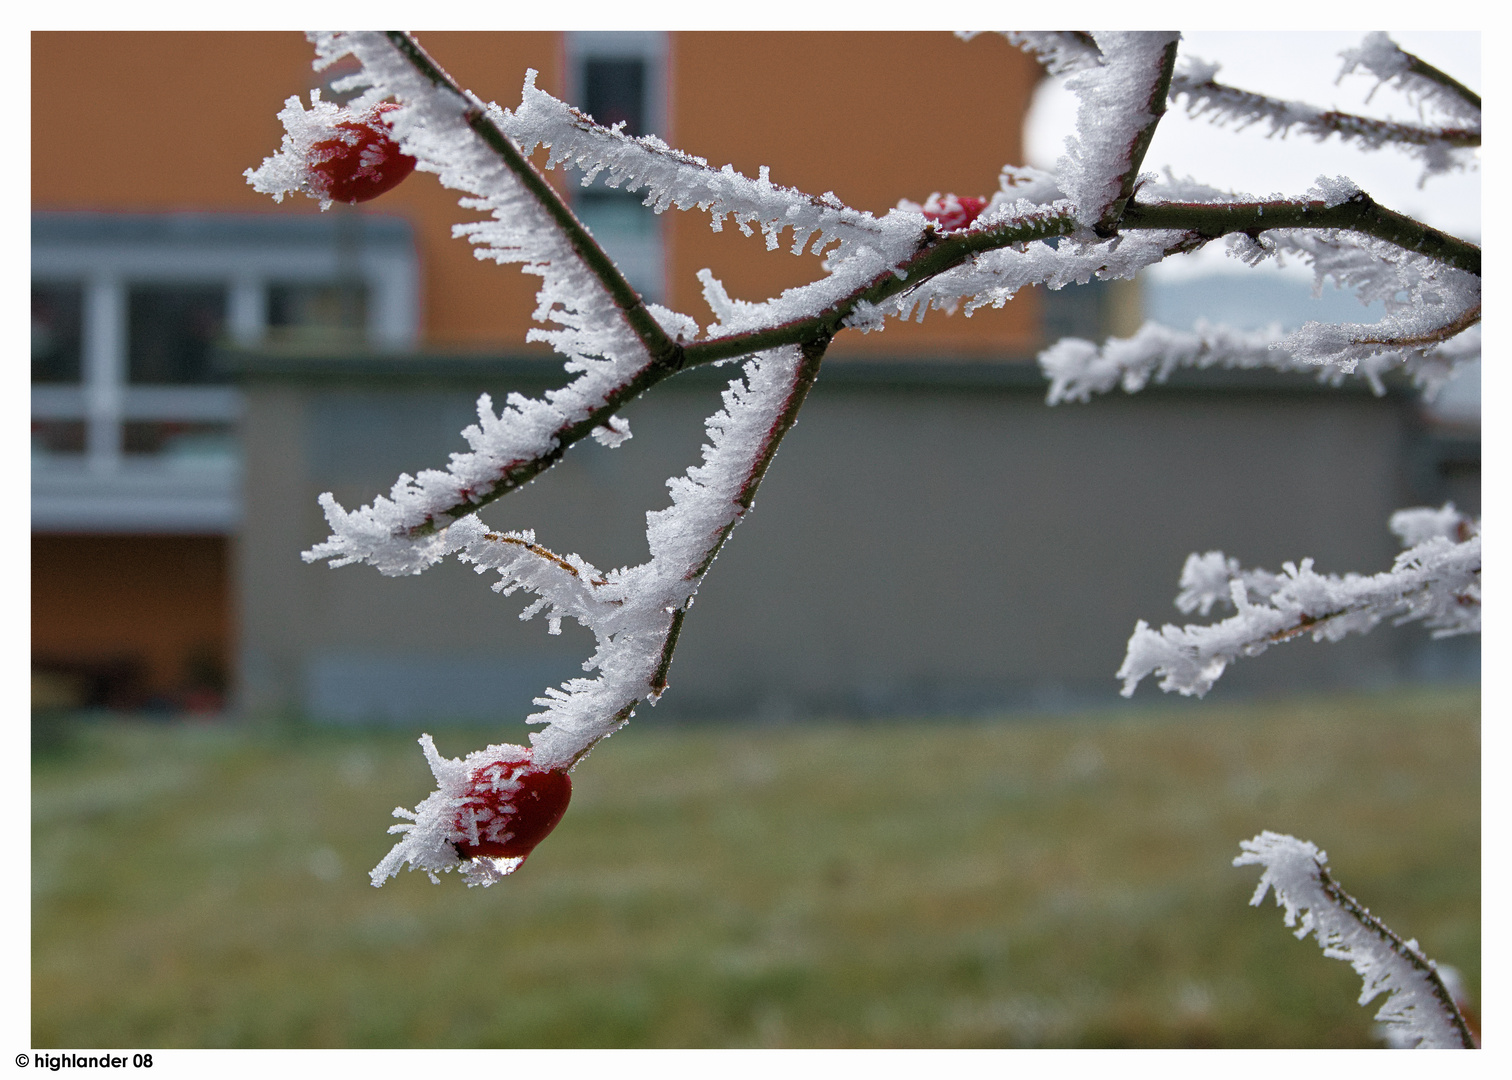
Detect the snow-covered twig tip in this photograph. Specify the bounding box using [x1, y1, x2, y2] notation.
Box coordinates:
[1118, 505, 1479, 697]
[1234, 832, 1475, 1048]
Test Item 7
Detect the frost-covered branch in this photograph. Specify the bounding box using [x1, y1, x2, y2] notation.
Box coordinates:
[1169, 69, 1478, 155]
[1041, 320, 1481, 404]
[497, 72, 894, 261]
[886, 226, 1194, 326]
[370, 338, 828, 885]
[280, 34, 1475, 577]
[1170, 63, 1478, 186]
[1234, 832, 1476, 1048]
[249, 30, 1482, 895]
[1120, 189, 1480, 276]
[1337, 32, 1481, 124]
[1005, 30, 1480, 189]
[249, 32, 705, 571]
[1059, 32, 1180, 233]
[380, 33, 682, 367]
[1119, 506, 1479, 697]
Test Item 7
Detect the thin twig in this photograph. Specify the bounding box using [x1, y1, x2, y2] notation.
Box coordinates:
[1350, 302, 1481, 350]
[578, 337, 829, 761]
[1170, 75, 1480, 150]
[1119, 192, 1480, 275]
[1396, 47, 1481, 113]
[1311, 861, 1478, 1049]
[482, 533, 609, 586]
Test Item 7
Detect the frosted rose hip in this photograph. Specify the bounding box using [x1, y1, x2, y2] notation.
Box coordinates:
[308, 102, 417, 204]
[921, 194, 988, 231]
[452, 751, 572, 862]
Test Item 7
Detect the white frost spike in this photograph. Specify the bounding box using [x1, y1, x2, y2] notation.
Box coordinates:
[1235, 832, 1473, 1048]
[1307, 175, 1361, 208]
[996, 164, 1065, 206]
[1391, 503, 1474, 547]
[999, 31, 1102, 77]
[1119, 506, 1480, 697]
[591, 416, 632, 447]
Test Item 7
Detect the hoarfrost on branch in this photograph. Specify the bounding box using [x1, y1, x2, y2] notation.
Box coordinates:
[1117, 506, 1479, 698]
[1235, 832, 1476, 1048]
[246, 31, 1479, 906]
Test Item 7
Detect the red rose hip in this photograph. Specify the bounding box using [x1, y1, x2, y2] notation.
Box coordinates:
[452, 751, 572, 864]
[921, 194, 988, 232]
[308, 102, 417, 204]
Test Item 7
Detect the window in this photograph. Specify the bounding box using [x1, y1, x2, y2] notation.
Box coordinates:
[583, 57, 647, 134]
[128, 285, 229, 385]
[565, 32, 667, 303]
[31, 211, 418, 532]
[267, 281, 369, 346]
[32, 282, 83, 384]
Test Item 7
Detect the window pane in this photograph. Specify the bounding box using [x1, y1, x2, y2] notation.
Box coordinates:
[577, 190, 659, 241]
[32, 420, 86, 456]
[574, 55, 661, 301]
[266, 282, 368, 346]
[128, 285, 228, 384]
[123, 421, 236, 462]
[32, 282, 83, 384]
[584, 58, 646, 135]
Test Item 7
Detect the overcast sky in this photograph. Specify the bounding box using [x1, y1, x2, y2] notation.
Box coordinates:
[1023, 31, 1481, 280]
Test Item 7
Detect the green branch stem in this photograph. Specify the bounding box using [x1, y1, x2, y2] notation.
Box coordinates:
[1397, 46, 1481, 113]
[1120, 192, 1480, 275]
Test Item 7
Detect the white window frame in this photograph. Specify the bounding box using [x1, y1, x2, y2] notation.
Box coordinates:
[563, 32, 668, 304]
[32, 211, 419, 533]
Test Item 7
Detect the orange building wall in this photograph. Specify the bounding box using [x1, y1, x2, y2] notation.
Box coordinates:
[666, 32, 1043, 358]
[31, 31, 565, 350]
[33, 31, 1041, 358]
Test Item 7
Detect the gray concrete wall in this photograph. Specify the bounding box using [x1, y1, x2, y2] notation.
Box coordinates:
[235, 355, 1451, 728]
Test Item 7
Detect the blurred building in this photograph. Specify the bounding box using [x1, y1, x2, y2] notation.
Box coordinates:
[31, 32, 1474, 721]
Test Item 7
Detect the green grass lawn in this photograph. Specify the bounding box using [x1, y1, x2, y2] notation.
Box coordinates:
[32, 685, 1479, 1048]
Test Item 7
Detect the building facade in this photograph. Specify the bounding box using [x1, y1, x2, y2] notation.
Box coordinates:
[31, 32, 1469, 720]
